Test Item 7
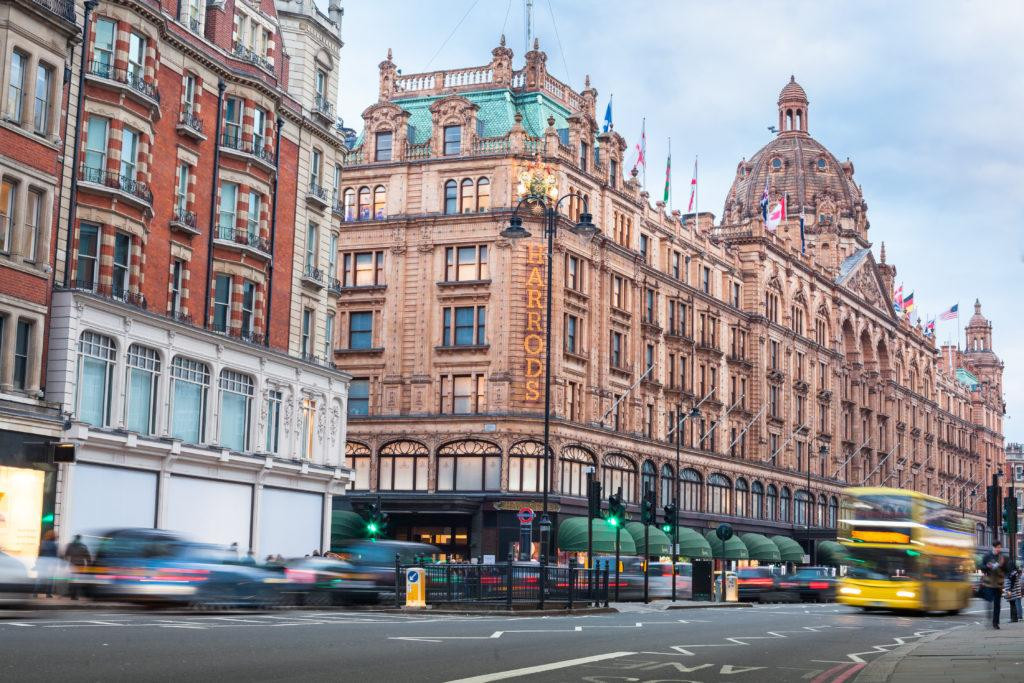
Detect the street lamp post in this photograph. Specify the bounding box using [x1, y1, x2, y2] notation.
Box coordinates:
[501, 193, 596, 571]
[672, 404, 701, 601]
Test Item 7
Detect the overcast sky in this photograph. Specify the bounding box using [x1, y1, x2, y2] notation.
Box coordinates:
[327, 0, 1024, 443]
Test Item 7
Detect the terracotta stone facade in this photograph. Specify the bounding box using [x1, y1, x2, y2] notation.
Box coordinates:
[333, 41, 1004, 561]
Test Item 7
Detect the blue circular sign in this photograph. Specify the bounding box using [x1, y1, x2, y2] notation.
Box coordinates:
[407, 570, 420, 583]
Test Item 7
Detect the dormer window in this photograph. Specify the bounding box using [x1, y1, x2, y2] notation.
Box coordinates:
[771, 157, 782, 171]
[817, 158, 826, 171]
[374, 131, 392, 162]
[443, 125, 461, 156]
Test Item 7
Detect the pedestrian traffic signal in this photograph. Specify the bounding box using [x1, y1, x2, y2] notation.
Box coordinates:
[640, 489, 656, 525]
[587, 479, 602, 518]
[364, 503, 388, 538]
[1003, 494, 1018, 536]
[606, 493, 625, 528]
[661, 503, 676, 534]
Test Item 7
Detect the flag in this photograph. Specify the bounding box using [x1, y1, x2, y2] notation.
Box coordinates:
[603, 96, 613, 133]
[799, 213, 806, 254]
[759, 177, 770, 221]
[687, 158, 698, 212]
[924, 319, 936, 337]
[893, 284, 904, 314]
[939, 303, 959, 321]
[663, 151, 671, 203]
[903, 291, 915, 317]
[765, 196, 786, 231]
[632, 120, 646, 173]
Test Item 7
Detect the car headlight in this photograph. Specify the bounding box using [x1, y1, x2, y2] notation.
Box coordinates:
[896, 590, 916, 598]
[839, 586, 861, 595]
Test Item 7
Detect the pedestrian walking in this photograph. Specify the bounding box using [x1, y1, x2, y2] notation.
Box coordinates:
[982, 539, 1008, 628]
[1004, 563, 1022, 623]
[63, 535, 91, 600]
[33, 530, 59, 598]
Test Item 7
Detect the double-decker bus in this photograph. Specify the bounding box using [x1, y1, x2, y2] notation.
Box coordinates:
[837, 487, 974, 614]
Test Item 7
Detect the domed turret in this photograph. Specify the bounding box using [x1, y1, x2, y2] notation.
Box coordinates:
[777, 75, 809, 134]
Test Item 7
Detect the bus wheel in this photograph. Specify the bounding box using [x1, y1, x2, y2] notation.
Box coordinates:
[945, 609, 961, 616]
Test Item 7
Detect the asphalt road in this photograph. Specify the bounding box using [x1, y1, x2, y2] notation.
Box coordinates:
[0, 601, 987, 682]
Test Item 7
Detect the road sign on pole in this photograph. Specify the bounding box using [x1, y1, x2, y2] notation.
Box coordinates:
[517, 507, 536, 525]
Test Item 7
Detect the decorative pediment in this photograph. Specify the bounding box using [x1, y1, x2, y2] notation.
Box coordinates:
[361, 101, 409, 133]
[429, 95, 479, 127]
[836, 248, 896, 321]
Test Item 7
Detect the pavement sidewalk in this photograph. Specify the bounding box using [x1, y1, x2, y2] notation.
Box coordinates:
[856, 622, 1024, 683]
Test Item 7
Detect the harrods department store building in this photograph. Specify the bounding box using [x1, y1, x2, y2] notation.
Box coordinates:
[333, 41, 1005, 561]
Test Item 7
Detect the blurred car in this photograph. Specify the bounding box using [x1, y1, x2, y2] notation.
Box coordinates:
[283, 556, 379, 605]
[0, 550, 33, 600]
[737, 566, 788, 603]
[593, 555, 647, 600]
[648, 562, 693, 599]
[77, 528, 285, 608]
[331, 540, 439, 602]
[778, 566, 836, 602]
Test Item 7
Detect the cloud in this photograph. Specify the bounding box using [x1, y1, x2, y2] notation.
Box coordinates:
[322, 0, 1024, 441]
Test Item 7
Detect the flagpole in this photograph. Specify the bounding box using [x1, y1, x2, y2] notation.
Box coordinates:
[694, 154, 699, 230]
[642, 117, 647, 192]
[667, 137, 672, 211]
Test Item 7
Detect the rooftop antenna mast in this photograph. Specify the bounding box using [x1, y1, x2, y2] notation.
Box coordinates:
[524, 0, 534, 55]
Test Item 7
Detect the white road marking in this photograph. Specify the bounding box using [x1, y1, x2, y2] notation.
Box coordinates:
[445, 651, 638, 683]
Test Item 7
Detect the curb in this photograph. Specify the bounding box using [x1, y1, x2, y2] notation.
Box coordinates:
[853, 628, 954, 683]
[666, 602, 754, 609]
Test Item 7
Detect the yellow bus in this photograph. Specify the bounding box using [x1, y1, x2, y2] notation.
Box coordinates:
[837, 487, 974, 614]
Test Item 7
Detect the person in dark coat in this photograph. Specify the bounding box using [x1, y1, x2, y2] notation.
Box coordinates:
[982, 540, 1008, 628]
[63, 535, 91, 600]
[33, 530, 59, 598]
[1004, 563, 1022, 623]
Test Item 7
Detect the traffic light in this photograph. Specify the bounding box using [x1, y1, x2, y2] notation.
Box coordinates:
[364, 502, 388, 538]
[987, 484, 1002, 530]
[587, 479, 602, 518]
[661, 503, 677, 534]
[606, 493, 625, 528]
[1003, 494, 1018, 536]
[641, 489, 656, 526]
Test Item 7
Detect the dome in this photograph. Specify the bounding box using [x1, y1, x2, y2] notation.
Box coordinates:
[722, 77, 868, 236]
[968, 299, 989, 328]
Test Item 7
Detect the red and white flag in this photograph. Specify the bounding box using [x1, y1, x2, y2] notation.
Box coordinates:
[632, 120, 646, 173]
[765, 195, 787, 231]
[686, 158, 698, 212]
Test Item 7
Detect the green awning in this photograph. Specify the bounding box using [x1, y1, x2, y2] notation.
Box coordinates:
[770, 535, 806, 563]
[739, 533, 782, 562]
[331, 510, 369, 545]
[704, 530, 750, 560]
[557, 517, 637, 554]
[624, 522, 672, 556]
[817, 541, 849, 566]
[675, 527, 713, 559]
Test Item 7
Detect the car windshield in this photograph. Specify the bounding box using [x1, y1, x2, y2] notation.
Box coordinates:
[845, 547, 917, 581]
[738, 567, 774, 578]
[95, 534, 183, 562]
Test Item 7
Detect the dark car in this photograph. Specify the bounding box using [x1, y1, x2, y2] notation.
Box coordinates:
[778, 566, 836, 602]
[737, 566, 786, 603]
[332, 540, 439, 602]
[77, 528, 285, 608]
[649, 562, 693, 599]
[284, 556, 379, 605]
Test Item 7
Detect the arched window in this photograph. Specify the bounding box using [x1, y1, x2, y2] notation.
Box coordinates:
[444, 180, 458, 214]
[437, 440, 501, 491]
[794, 490, 811, 526]
[641, 460, 657, 501]
[357, 186, 371, 220]
[169, 356, 209, 444]
[77, 331, 116, 427]
[378, 440, 429, 491]
[602, 453, 637, 503]
[751, 481, 765, 519]
[818, 494, 827, 527]
[476, 177, 490, 212]
[346, 442, 371, 490]
[735, 478, 749, 518]
[817, 158, 826, 171]
[218, 369, 254, 452]
[125, 343, 160, 435]
[828, 496, 839, 528]
[373, 185, 386, 219]
[508, 440, 548, 493]
[660, 464, 675, 508]
[780, 487, 792, 522]
[708, 474, 731, 515]
[460, 178, 474, 213]
[342, 188, 355, 222]
[766, 484, 778, 521]
[771, 157, 782, 170]
[560, 446, 594, 496]
[680, 468, 702, 511]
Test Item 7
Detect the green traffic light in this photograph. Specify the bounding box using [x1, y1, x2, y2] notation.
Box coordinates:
[41, 513, 54, 524]
[367, 522, 379, 534]
[606, 517, 619, 527]
[661, 524, 672, 533]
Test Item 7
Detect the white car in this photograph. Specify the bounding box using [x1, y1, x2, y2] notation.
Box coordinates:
[0, 550, 33, 600]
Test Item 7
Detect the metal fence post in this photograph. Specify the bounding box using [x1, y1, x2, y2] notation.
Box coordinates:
[568, 565, 575, 610]
[446, 563, 453, 603]
[394, 553, 401, 608]
[504, 553, 513, 610]
[603, 565, 610, 608]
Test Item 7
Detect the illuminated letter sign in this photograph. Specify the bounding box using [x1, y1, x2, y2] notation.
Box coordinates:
[522, 241, 545, 403]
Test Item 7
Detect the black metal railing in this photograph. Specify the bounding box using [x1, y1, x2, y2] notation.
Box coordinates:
[79, 165, 153, 205]
[220, 133, 274, 165]
[179, 105, 203, 133]
[87, 61, 160, 104]
[171, 207, 197, 230]
[394, 558, 610, 609]
[328, 277, 342, 294]
[303, 264, 324, 284]
[170, 309, 193, 325]
[32, 0, 75, 22]
[72, 279, 147, 309]
[214, 226, 271, 255]
[233, 43, 272, 71]
[313, 93, 335, 119]
[307, 182, 328, 203]
[229, 328, 266, 345]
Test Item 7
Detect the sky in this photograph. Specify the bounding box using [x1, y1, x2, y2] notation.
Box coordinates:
[325, 0, 1024, 443]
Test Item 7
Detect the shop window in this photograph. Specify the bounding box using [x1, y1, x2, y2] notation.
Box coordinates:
[660, 464, 675, 507]
[735, 478, 749, 517]
[437, 440, 500, 491]
[219, 370, 253, 452]
[751, 481, 765, 519]
[780, 486, 792, 522]
[641, 460, 657, 501]
[766, 484, 778, 521]
[346, 442, 371, 490]
[76, 331, 115, 427]
[125, 344, 160, 434]
[680, 468, 702, 511]
[170, 356, 209, 443]
[560, 446, 595, 497]
[378, 440, 429, 491]
[707, 473, 731, 515]
[602, 453, 637, 503]
[508, 441, 547, 493]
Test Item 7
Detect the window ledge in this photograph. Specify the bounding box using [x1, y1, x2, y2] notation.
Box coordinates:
[335, 347, 385, 355]
[436, 279, 491, 288]
[0, 255, 49, 279]
[564, 350, 590, 364]
[0, 119, 60, 150]
[338, 284, 387, 293]
[434, 344, 490, 353]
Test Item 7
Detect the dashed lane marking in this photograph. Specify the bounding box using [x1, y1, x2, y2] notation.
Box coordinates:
[445, 651, 638, 683]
